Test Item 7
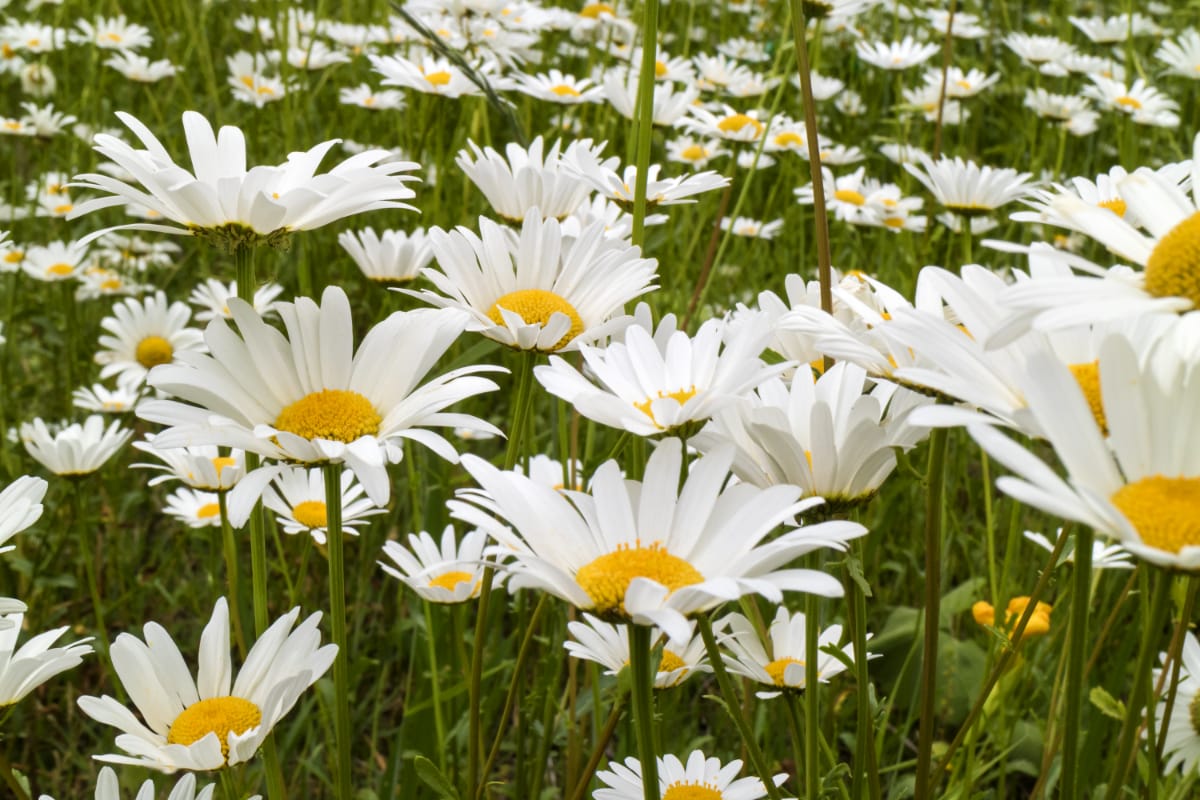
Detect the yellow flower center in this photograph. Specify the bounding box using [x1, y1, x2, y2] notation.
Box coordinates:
[100, 278, 122, 291]
[717, 113, 763, 137]
[486, 289, 584, 350]
[196, 503, 220, 519]
[654, 60, 668, 77]
[429, 570, 474, 591]
[274, 389, 381, 443]
[104, 32, 123, 43]
[425, 71, 452, 87]
[53, 203, 73, 214]
[551, 84, 581, 97]
[1144, 210, 1200, 308]
[2, 250, 21, 263]
[680, 144, 709, 161]
[883, 216, 906, 228]
[955, 79, 973, 90]
[46, 262, 73, 276]
[834, 189, 866, 206]
[575, 542, 704, 615]
[166, 696, 263, 760]
[1111, 476, 1200, 554]
[581, 3, 615, 18]
[633, 387, 698, 427]
[1097, 198, 1127, 217]
[658, 649, 686, 673]
[292, 500, 328, 529]
[1115, 95, 1142, 110]
[135, 336, 175, 369]
[774, 131, 804, 147]
[1068, 361, 1106, 435]
[662, 783, 723, 800]
[765, 656, 805, 687]
[212, 456, 237, 475]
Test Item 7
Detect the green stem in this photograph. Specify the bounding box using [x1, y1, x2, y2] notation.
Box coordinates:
[0, 749, 29, 800]
[784, 692, 809, 796]
[629, 625, 661, 800]
[630, 0, 660, 247]
[1104, 569, 1172, 799]
[804, 588, 820, 800]
[567, 690, 627, 800]
[423, 601, 448, 774]
[697, 616, 785, 800]
[845, 543, 881, 800]
[1157, 576, 1200, 759]
[1061, 527, 1094, 799]
[324, 462, 353, 800]
[72, 479, 115, 681]
[217, 492, 248, 660]
[913, 427, 948, 800]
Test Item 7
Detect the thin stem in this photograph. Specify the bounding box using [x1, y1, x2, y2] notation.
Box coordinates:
[913, 427, 948, 800]
[784, 692, 809, 796]
[930, 0, 956, 160]
[630, 0, 660, 247]
[324, 463, 353, 800]
[629, 625, 661, 800]
[1157, 575, 1200, 758]
[804, 588, 820, 800]
[844, 543, 881, 800]
[697, 615, 785, 800]
[423, 601, 448, 773]
[217, 492, 248, 660]
[567, 691, 627, 800]
[0, 749, 30, 800]
[1061, 527, 1094, 799]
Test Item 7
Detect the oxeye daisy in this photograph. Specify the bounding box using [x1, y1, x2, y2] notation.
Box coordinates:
[338, 83, 406, 111]
[1156, 30, 1200, 79]
[258, 466, 385, 545]
[369, 53, 490, 98]
[338, 226, 433, 286]
[0, 474, 46, 553]
[1003, 33, 1077, 69]
[904, 153, 1036, 217]
[21, 416, 132, 476]
[456, 137, 602, 223]
[720, 216, 782, 239]
[855, 36, 939, 70]
[21, 239, 90, 281]
[164, 488, 224, 529]
[1023, 89, 1099, 136]
[0, 611, 93, 704]
[78, 597, 335, 772]
[71, 15, 153, 51]
[132, 436, 245, 491]
[666, 136, 727, 169]
[188, 279, 283, 323]
[139, 286, 502, 506]
[1023, 528, 1133, 571]
[513, 69, 604, 104]
[565, 148, 730, 212]
[1084, 76, 1180, 128]
[717, 607, 864, 697]
[379, 525, 493, 604]
[603, 69, 700, 127]
[104, 52, 179, 82]
[69, 110, 420, 249]
[682, 103, 769, 144]
[450, 438, 864, 644]
[411, 213, 656, 353]
[1155, 632, 1200, 775]
[38, 766, 230, 800]
[564, 614, 709, 689]
[73, 383, 141, 415]
[95, 291, 206, 389]
[594, 749, 787, 800]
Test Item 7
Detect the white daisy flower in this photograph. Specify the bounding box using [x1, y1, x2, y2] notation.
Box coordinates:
[564, 613, 709, 688]
[412, 213, 657, 353]
[719, 216, 782, 239]
[78, 597, 335, 772]
[1156, 29, 1200, 79]
[132, 436, 245, 491]
[692, 53, 754, 90]
[1155, 632, 1200, 775]
[163, 488, 223, 529]
[565, 146, 730, 211]
[259, 467, 385, 545]
[69, 110, 420, 247]
[72, 15, 152, 50]
[188, 279, 284, 323]
[338, 83, 406, 111]
[717, 607, 863, 697]
[38, 766, 230, 800]
[0, 474, 47, 553]
[513, 68, 604, 104]
[379, 525, 492, 604]
[338, 226, 433, 286]
[1004, 33, 1077, 68]
[21, 239, 90, 281]
[856, 35, 939, 70]
[0, 612, 92, 704]
[1023, 528, 1134, 571]
[95, 291, 206, 389]
[1023, 89, 1099, 136]
[682, 103, 769, 144]
[1083, 76, 1180, 127]
[603, 68, 700, 127]
[1069, 13, 1158, 44]
[139, 286, 502, 507]
[104, 52, 179, 82]
[904, 153, 1036, 215]
[456, 137, 601, 223]
[369, 54, 491, 98]
[451, 438, 864, 644]
[21, 416, 132, 476]
[73, 383, 142, 415]
[594, 749, 787, 800]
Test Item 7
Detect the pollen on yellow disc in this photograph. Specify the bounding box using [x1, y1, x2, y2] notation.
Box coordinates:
[883, 217, 906, 229]
[955, 79, 972, 90]
[292, 500, 328, 529]
[487, 289, 585, 350]
[580, 2, 615, 18]
[575, 542, 704, 615]
[764, 656, 805, 687]
[551, 84, 581, 97]
[196, 503, 221, 520]
[654, 60, 668, 77]
[774, 131, 804, 148]
[1097, 198, 1127, 217]
[1111, 475, 1200, 554]
[239, 75, 255, 88]
[424, 71, 452, 86]
[1068, 361, 1107, 435]
[717, 113, 763, 137]
[53, 203, 73, 215]
[680, 144, 708, 161]
[46, 262, 73, 276]
[167, 696, 263, 760]
[274, 389, 382, 443]
[1144, 210, 1200, 308]
[633, 387, 698, 426]
[429, 570, 474, 591]
[662, 782, 723, 800]
[1115, 95, 1142, 110]
[212, 456, 237, 475]
[658, 649, 687, 673]
[2, 250, 21, 263]
[135, 335, 175, 369]
[834, 188, 866, 206]
[100, 278, 123, 291]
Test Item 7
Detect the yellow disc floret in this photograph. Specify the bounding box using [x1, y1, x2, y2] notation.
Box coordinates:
[135, 336, 174, 369]
[196, 503, 220, 520]
[487, 289, 584, 351]
[424, 71, 452, 87]
[634, 387, 698, 428]
[429, 570, 474, 592]
[1068, 361, 1107, 435]
[1111, 475, 1200, 554]
[662, 782, 723, 800]
[551, 84, 581, 97]
[834, 189, 866, 206]
[292, 500, 328, 529]
[1144, 210, 1200, 308]
[575, 542, 704, 616]
[765, 656, 805, 687]
[274, 390, 381, 443]
[167, 696, 263, 761]
[1097, 198, 1127, 217]
[717, 113, 763, 138]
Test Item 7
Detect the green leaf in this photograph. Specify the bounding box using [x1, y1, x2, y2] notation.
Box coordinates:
[1089, 686, 1127, 720]
[844, 554, 874, 598]
[413, 756, 460, 800]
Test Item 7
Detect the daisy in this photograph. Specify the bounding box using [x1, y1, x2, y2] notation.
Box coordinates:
[411, 213, 656, 352]
[0, 612, 92, 704]
[95, 292, 206, 389]
[72, 15, 153, 50]
[720, 216, 782, 239]
[379, 525, 493, 604]
[1004, 33, 1077, 68]
[286, 41, 351, 70]
[666, 136, 728, 170]
[451, 438, 864, 644]
[1069, 13, 1158, 44]
[564, 614, 709, 689]
[856, 36, 939, 70]
[513, 69, 604, 103]
[22, 102, 78, 137]
[188, 279, 284, 323]
[968, 334, 1200, 569]
[595, 750, 787, 800]
[1155, 632, 1200, 775]
[339, 227, 433, 286]
[682, 104, 769, 144]
[163, 488, 223, 529]
[1023, 529, 1133, 570]
[456, 137, 600, 223]
[0, 474, 47, 553]
[369, 54, 489, 98]
[132, 436, 245, 491]
[78, 597, 335, 772]
[68, 110, 420, 248]
[904, 153, 1036, 216]
[1157, 30, 1200, 79]
[104, 52, 178, 82]
[259, 467, 385, 545]
[565, 146, 730, 211]
[21, 416, 132, 476]
[1084, 76, 1180, 127]
[39, 767, 227, 800]
[603, 69, 699, 127]
[73, 383, 142, 415]
[718, 607, 862, 697]
[535, 313, 785, 437]
[692, 53, 754, 90]
[139, 286, 502, 506]
[21, 239, 90, 281]
[924, 66, 1000, 99]
[338, 83, 406, 111]
[1023, 89, 1099, 136]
